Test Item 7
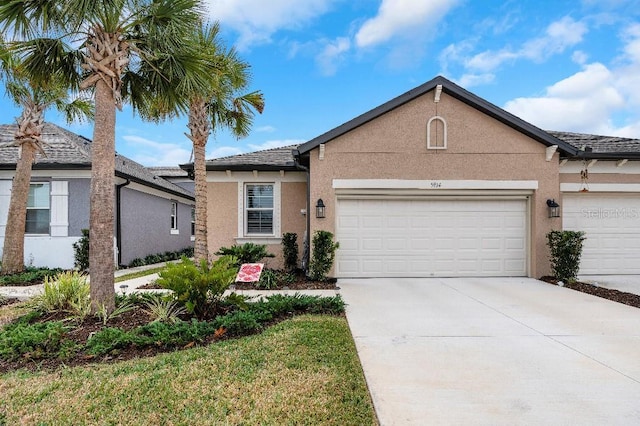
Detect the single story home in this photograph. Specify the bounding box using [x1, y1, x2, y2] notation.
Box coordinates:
[186, 75, 640, 278]
[0, 123, 195, 269]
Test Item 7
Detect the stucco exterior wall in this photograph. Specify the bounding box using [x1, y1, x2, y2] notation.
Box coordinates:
[207, 181, 238, 257]
[280, 181, 308, 267]
[206, 175, 307, 269]
[119, 188, 193, 266]
[68, 178, 90, 237]
[307, 89, 561, 277]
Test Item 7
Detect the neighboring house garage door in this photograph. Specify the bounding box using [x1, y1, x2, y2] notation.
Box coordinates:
[336, 198, 528, 277]
[563, 194, 640, 275]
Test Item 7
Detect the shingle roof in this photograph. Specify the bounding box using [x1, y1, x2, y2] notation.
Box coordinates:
[147, 166, 190, 178]
[0, 123, 194, 200]
[548, 131, 640, 156]
[199, 145, 299, 171]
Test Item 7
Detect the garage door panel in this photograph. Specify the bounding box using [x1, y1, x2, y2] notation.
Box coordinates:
[563, 194, 640, 275]
[336, 198, 527, 277]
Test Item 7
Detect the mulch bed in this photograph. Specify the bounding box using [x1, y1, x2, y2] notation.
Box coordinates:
[139, 276, 338, 291]
[540, 276, 640, 308]
[0, 297, 21, 308]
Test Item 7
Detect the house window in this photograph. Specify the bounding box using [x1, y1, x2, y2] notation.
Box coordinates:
[427, 116, 447, 149]
[191, 207, 195, 237]
[245, 184, 274, 235]
[26, 183, 50, 234]
[170, 202, 178, 231]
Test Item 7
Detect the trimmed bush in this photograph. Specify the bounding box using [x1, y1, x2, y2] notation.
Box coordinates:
[0, 321, 74, 361]
[73, 229, 90, 271]
[215, 243, 274, 266]
[308, 231, 339, 281]
[282, 233, 299, 271]
[156, 256, 238, 319]
[546, 230, 586, 282]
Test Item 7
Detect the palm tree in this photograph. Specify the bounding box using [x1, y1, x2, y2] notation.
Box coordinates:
[131, 23, 264, 263]
[185, 24, 265, 263]
[0, 0, 204, 312]
[0, 36, 93, 275]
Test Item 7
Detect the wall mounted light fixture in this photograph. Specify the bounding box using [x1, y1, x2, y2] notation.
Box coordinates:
[316, 199, 326, 218]
[547, 199, 560, 218]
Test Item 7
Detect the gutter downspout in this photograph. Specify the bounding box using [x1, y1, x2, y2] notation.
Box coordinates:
[293, 156, 310, 273]
[116, 179, 131, 267]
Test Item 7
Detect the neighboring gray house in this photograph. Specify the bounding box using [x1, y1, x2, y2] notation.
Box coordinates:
[0, 123, 195, 269]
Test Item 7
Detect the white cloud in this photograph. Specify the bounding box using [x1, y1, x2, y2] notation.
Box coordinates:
[122, 135, 192, 166]
[248, 139, 305, 151]
[205, 0, 335, 49]
[315, 37, 351, 76]
[520, 16, 588, 62]
[457, 16, 587, 74]
[504, 63, 625, 133]
[355, 0, 459, 48]
[455, 73, 495, 87]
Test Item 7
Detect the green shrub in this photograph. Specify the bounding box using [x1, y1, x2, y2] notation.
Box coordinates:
[73, 229, 90, 271]
[219, 311, 263, 336]
[308, 231, 339, 281]
[136, 319, 220, 347]
[282, 233, 299, 271]
[156, 256, 238, 319]
[0, 267, 63, 286]
[252, 294, 345, 316]
[85, 327, 138, 356]
[30, 271, 90, 317]
[0, 321, 74, 361]
[142, 294, 186, 324]
[129, 258, 145, 267]
[546, 230, 586, 282]
[127, 247, 193, 268]
[215, 243, 275, 266]
[256, 268, 278, 290]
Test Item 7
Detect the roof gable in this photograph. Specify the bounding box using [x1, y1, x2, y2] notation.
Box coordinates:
[296, 75, 578, 157]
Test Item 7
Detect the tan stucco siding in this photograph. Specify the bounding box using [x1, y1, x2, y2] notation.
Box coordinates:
[207, 182, 238, 258]
[206, 172, 307, 270]
[308, 88, 560, 277]
[281, 181, 308, 267]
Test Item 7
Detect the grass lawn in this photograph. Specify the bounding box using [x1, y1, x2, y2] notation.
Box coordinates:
[1, 315, 377, 425]
[114, 266, 165, 283]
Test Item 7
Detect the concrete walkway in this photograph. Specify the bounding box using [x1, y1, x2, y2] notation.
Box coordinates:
[340, 277, 640, 425]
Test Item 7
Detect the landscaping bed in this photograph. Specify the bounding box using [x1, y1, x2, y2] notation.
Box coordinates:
[540, 276, 640, 308]
[0, 292, 345, 374]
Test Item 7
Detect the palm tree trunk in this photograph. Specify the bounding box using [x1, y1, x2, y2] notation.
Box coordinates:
[89, 79, 116, 313]
[187, 98, 211, 264]
[193, 139, 208, 263]
[1, 143, 36, 274]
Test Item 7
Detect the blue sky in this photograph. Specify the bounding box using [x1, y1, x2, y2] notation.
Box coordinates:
[2, 0, 640, 166]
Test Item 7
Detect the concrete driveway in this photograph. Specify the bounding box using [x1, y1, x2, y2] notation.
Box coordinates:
[339, 277, 640, 425]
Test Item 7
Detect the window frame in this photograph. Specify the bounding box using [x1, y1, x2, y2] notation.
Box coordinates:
[170, 201, 179, 234]
[427, 116, 448, 150]
[190, 207, 195, 241]
[26, 182, 51, 235]
[244, 183, 275, 236]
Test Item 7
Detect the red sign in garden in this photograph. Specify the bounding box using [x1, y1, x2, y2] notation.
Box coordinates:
[235, 263, 264, 282]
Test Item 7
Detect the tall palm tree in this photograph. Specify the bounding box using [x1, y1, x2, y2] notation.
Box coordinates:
[186, 24, 264, 262]
[0, 36, 93, 275]
[0, 0, 204, 312]
[131, 23, 264, 263]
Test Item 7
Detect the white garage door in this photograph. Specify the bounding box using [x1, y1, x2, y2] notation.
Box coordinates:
[336, 198, 528, 277]
[563, 194, 640, 275]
